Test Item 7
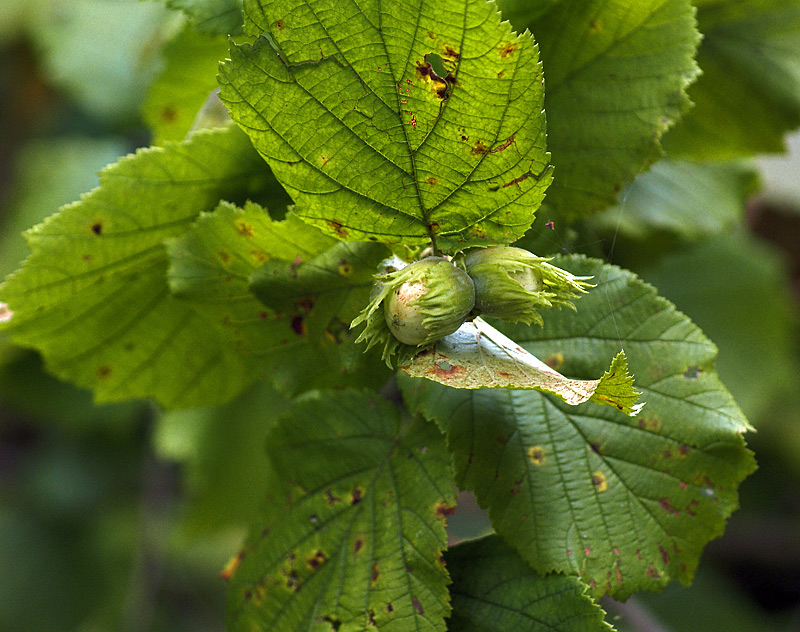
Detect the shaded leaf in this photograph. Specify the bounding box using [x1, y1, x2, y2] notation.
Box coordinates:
[592, 158, 759, 241]
[401, 317, 642, 416]
[664, 0, 800, 159]
[218, 0, 552, 251]
[142, 27, 231, 144]
[400, 256, 755, 599]
[509, 0, 700, 217]
[168, 201, 391, 394]
[225, 389, 456, 632]
[447, 535, 612, 632]
[165, 0, 243, 34]
[0, 126, 270, 408]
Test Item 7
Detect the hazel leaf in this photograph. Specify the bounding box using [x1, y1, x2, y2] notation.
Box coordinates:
[400, 317, 643, 416]
[218, 0, 552, 251]
[400, 256, 756, 599]
[225, 389, 456, 632]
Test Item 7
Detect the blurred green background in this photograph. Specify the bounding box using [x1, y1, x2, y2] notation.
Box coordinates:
[1, 2, 800, 631]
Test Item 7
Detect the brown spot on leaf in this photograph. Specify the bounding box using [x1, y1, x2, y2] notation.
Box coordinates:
[499, 42, 517, 58]
[218, 250, 231, 263]
[325, 489, 341, 504]
[510, 480, 521, 495]
[91, 222, 103, 235]
[426, 176, 437, 185]
[351, 487, 363, 505]
[386, 603, 393, 613]
[97, 365, 112, 378]
[290, 315, 306, 336]
[528, 446, 545, 466]
[435, 503, 455, 517]
[327, 221, 348, 238]
[307, 549, 328, 569]
[443, 45, 459, 61]
[591, 471, 607, 492]
[236, 220, 254, 237]
[647, 565, 660, 579]
[354, 539, 364, 554]
[161, 106, 177, 122]
[412, 597, 424, 615]
[658, 545, 670, 565]
[471, 140, 487, 156]
[659, 498, 681, 515]
[220, 550, 246, 580]
[276, 19, 285, 29]
[371, 562, 380, 584]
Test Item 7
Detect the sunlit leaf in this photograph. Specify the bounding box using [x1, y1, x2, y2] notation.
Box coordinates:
[402, 317, 642, 416]
[165, 0, 243, 34]
[218, 0, 552, 251]
[401, 256, 755, 599]
[225, 389, 456, 632]
[0, 126, 270, 408]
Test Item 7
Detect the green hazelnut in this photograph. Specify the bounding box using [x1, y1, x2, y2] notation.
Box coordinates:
[351, 256, 476, 364]
[383, 257, 475, 346]
[464, 246, 591, 325]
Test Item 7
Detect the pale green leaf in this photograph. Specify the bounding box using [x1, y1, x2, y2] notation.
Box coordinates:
[400, 256, 755, 599]
[225, 389, 456, 632]
[401, 317, 642, 416]
[592, 158, 759, 241]
[165, 0, 243, 34]
[168, 201, 392, 394]
[142, 26, 232, 144]
[508, 0, 701, 217]
[0, 126, 271, 408]
[447, 535, 613, 632]
[218, 0, 552, 251]
[664, 0, 800, 159]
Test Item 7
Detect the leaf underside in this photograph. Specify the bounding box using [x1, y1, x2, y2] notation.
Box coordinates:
[219, 0, 552, 251]
[401, 317, 642, 416]
[401, 256, 755, 599]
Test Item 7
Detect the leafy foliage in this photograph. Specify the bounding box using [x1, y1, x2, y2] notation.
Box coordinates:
[0, 0, 778, 629]
[664, 0, 800, 159]
[401, 257, 755, 599]
[225, 389, 456, 632]
[219, 0, 552, 251]
[501, 0, 701, 217]
[447, 535, 612, 632]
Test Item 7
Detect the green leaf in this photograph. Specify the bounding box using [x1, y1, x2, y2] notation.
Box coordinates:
[168, 201, 392, 394]
[592, 158, 760, 241]
[638, 230, 800, 422]
[225, 389, 456, 632]
[401, 317, 642, 416]
[400, 256, 755, 599]
[663, 0, 800, 159]
[447, 535, 613, 632]
[0, 126, 270, 408]
[218, 0, 552, 251]
[142, 26, 232, 144]
[165, 0, 243, 34]
[509, 0, 701, 217]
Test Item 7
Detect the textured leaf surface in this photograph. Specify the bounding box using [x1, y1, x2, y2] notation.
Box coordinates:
[166, 0, 243, 34]
[168, 202, 391, 394]
[593, 158, 759, 240]
[0, 126, 269, 408]
[219, 0, 552, 251]
[511, 0, 700, 217]
[664, 0, 800, 159]
[226, 389, 456, 632]
[142, 27, 231, 144]
[401, 317, 642, 415]
[401, 256, 755, 598]
[447, 536, 612, 632]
